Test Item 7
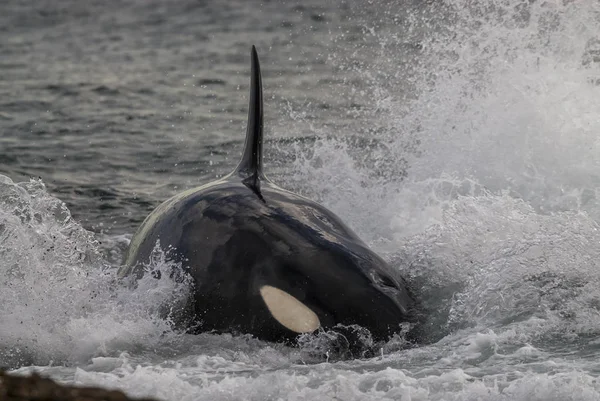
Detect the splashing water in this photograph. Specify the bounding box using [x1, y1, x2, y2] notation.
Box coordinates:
[0, 175, 192, 368]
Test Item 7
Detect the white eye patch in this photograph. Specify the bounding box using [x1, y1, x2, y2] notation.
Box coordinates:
[259, 285, 320, 333]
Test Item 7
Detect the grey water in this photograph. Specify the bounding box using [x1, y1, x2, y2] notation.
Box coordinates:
[2, 0, 600, 400]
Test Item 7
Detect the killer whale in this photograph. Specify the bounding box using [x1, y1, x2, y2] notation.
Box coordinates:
[119, 46, 416, 345]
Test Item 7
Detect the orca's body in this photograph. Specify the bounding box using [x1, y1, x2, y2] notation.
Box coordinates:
[120, 47, 416, 345]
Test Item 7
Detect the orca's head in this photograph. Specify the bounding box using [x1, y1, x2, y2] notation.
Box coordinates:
[260, 248, 414, 341]
[248, 191, 417, 351]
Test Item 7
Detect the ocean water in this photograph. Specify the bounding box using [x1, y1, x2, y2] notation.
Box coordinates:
[2, 0, 600, 399]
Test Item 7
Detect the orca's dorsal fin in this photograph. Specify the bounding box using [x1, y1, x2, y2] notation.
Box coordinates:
[234, 45, 265, 198]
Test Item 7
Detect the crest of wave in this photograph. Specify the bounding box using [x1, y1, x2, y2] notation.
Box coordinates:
[0, 175, 191, 368]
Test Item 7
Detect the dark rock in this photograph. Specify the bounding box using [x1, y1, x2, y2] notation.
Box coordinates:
[0, 370, 159, 401]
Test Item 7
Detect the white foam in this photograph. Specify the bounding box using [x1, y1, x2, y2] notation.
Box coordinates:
[0, 176, 191, 367]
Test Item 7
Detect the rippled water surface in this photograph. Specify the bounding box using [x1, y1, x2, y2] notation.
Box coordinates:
[2, 0, 600, 400]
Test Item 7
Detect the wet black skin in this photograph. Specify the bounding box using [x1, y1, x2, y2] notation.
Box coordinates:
[121, 178, 415, 343]
[120, 46, 416, 344]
